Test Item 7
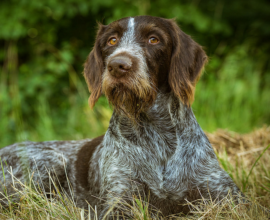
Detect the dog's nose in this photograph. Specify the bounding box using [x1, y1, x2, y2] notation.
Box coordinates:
[108, 57, 132, 78]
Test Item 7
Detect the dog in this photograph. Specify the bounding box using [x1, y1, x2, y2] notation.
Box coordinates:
[0, 16, 245, 218]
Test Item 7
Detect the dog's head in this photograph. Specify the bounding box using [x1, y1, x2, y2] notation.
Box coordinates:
[84, 16, 207, 120]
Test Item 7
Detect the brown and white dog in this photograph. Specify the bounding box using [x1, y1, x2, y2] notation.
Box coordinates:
[0, 16, 245, 218]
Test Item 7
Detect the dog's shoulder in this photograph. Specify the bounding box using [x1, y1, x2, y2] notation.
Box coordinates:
[75, 135, 104, 190]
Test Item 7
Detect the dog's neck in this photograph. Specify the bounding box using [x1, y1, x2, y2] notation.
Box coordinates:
[146, 92, 198, 129]
[105, 92, 203, 152]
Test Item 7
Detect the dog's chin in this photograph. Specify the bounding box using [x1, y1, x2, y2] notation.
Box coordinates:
[104, 84, 156, 122]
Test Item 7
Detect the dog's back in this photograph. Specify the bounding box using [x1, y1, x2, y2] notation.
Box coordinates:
[0, 140, 87, 205]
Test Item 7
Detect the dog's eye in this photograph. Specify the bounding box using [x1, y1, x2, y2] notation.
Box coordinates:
[149, 37, 159, 44]
[108, 37, 117, 46]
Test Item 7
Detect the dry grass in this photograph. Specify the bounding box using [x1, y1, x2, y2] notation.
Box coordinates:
[0, 127, 270, 220]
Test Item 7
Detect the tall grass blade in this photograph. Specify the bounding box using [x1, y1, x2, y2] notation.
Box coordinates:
[243, 144, 270, 191]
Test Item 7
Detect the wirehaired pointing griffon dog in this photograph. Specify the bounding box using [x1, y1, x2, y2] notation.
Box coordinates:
[0, 16, 245, 218]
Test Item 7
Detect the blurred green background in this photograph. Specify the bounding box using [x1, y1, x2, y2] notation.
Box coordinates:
[1, 0, 270, 148]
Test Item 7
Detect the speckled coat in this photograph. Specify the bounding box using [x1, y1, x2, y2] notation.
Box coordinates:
[0, 16, 244, 218]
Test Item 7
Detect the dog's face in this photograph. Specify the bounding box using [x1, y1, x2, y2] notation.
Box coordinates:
[84, 16, 207, 120]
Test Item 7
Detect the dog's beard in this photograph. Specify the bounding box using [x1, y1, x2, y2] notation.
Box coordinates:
[103, 83, 156, 122]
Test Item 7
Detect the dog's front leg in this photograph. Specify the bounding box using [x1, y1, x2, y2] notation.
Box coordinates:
[199, 170, 270, 216]
[196, 168, 246, 203]
[98, 163, 137, 220]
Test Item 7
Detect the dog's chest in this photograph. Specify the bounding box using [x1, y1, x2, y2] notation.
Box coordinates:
[102, 129, 187, 198]
[101, 106, 203, 198]
[133, 144, 185, 197]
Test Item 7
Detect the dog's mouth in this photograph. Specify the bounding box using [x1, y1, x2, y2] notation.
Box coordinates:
[110, 87, 116, 96]
[104, 83, 156, 122]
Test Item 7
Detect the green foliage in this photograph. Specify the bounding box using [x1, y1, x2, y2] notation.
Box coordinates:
[135, 198, 149, 220]
[0, 0, 270, 147]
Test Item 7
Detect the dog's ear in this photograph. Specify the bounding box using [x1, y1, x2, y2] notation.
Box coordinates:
[84, 23, 106, 108]
[168, 19, 208, 106]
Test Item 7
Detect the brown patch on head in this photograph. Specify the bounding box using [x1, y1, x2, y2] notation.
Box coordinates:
[135, 22, 169, 45]
[167, 19, 208, 106]
[75, 135, 104, 190]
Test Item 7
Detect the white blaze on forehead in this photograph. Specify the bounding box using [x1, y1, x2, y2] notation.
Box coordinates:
[119, 17, 135, 46]
[129, 17, 135, 27]
[108, 17, 138, 58]
[127, 17, 135, 37]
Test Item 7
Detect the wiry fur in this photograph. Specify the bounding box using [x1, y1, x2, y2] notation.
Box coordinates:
[0, 16, 245, 219]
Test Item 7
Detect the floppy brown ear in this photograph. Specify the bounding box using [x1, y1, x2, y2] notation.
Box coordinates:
[84, 23, 106, 108]
[168, 19, 208, 106]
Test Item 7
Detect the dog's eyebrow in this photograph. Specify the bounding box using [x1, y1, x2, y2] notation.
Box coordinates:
[137, 23, 169, 43]
[107, 20, 127, 33]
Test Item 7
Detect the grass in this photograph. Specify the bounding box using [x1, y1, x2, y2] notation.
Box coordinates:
[0, 128, 269, 219]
